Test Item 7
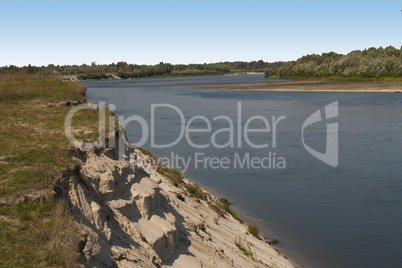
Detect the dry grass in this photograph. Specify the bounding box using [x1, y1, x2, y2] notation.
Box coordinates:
[0, 74, 85, 101]
[0, 75, 115, 198]
[0, 200, 81, 267]
[0, 74, 114, 267]
[157, 164, 183, 186]
[183, 183, 207, 200]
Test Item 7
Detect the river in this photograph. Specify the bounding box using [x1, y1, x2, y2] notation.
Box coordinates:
[84, 74, 402, 268]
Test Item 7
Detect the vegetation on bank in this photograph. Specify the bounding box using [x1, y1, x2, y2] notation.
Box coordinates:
[183, 183, 207, 200]
[157, 164, 184, 186]
[0, 60, 283, 80]
[0, 74, 114, 266]
[265, 75, 402, 82]
[265, 46, 402, 80]
[0, 74, 85, 101]
[235, 235, 254, 259]
[220, 198, 244, 223]
[154, 163, 245, 223]
[248, 224, 260, 238]
[144, 152, 245, 223]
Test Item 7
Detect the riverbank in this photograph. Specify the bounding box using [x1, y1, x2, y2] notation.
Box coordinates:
[225, 71, 265, 75]
[193, 80, 402, 93]
[61, 72, 229, 82]
[83, 73, 402, 267]
[0, 74, 295, 267]
[0, 74, 104, 266]
[65, 123, 295, 267]
[59, 71, 265, 82]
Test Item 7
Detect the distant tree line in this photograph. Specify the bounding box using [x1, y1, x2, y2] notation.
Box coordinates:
[0, 60, 284, 80]
[265, 46, 402, 79]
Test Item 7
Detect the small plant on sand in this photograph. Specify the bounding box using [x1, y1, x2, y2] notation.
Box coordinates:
[157, 164, 183, 186]
[248, 224, 259, 238]
[235, 235, 254, 259]
[183, 183, 207, 200]
[219, 199, 243, 223]
[136, 147, 157, 161]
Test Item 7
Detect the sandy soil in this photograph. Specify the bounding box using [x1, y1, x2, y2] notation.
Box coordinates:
[64, 123, 295, 267]
[193, 80, 402, 93]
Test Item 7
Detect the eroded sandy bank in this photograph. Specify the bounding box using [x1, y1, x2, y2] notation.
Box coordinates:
[57, 123, 295, 267]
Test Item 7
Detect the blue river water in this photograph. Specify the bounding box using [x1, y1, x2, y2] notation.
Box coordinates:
[84, 74, 402, 268]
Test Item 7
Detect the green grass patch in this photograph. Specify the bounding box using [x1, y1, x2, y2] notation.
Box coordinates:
[248, 224, 259, 238]
[0, 74, 114, 266]
[0, 74, 85, 101]
[237, 244, 253, 258]
[156, 163, 207, 201]
[235, 236, 254, 259]
[0, 200, 81, 267]
[183, 183, 207, 200]
[157, 164, 183, 186]
[220, 199, 243, 223]
[136, 147, 157, 161]
[0, 75, 116, 199]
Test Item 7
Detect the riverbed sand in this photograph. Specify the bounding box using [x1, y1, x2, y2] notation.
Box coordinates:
[193, 80, 402, 93]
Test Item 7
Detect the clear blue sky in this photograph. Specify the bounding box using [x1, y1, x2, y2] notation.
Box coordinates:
[1, 0, 401, 66]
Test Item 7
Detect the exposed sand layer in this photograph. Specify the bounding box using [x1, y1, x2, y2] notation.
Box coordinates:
[57, 123, 295, 267]
[193, 80, 402, 93]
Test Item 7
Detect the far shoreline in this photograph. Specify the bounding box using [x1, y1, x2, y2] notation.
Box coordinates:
[192, 80, 402, 93]
[59, 71, 265, 82]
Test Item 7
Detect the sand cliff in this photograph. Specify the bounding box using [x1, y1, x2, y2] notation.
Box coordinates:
[56, 123, 295, 268]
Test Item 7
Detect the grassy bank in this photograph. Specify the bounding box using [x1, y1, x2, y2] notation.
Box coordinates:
[0, 74, 114, 267]
[0, 74, 258, 267]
